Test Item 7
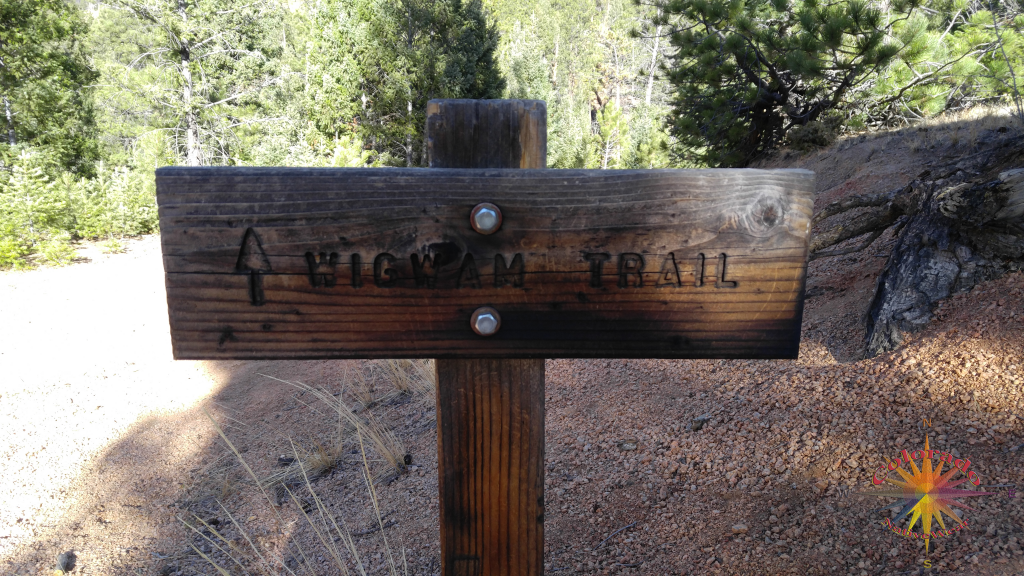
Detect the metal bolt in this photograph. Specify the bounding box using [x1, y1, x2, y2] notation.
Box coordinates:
[470, 203, 502, 235]
[470, 306, 501, 336]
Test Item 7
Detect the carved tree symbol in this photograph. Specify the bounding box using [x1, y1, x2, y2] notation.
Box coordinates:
[236, 228, 271, 306]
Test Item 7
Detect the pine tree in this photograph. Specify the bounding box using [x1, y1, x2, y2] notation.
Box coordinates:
[310, 0, 505, 166]
[659, 0, 926, 166]
[0, 0, 99, 174]
[98, 0, 286, 166]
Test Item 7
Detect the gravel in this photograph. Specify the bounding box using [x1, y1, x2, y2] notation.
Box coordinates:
[2, 128, 1023, 575]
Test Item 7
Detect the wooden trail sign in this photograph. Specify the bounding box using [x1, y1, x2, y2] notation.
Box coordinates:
[156, 169, 812, 360]
[156, 99, 813, 576]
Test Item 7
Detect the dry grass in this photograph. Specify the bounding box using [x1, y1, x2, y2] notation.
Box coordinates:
[337, 360, 434, 413]
[185, 407, 410, 576]
[174, 359, 438, 575]
[829, 103, 1024, 153]
[250, 361, 433, 491]
[258, 374, 408, 483]
[343, 364, 383, 411]
[379, 360, 435, 397]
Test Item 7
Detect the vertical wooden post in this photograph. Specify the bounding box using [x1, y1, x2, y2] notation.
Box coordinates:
[427, 99, 546, 576]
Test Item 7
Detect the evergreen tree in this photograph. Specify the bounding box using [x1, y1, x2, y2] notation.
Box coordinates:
[98, 0, 287, 166]
[659, 0, 926, 166]
[310, 0, 505, 166]
[0, 0, 99, 174]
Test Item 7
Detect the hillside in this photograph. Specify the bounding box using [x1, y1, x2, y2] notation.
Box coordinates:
[1, 114, 1022, 576]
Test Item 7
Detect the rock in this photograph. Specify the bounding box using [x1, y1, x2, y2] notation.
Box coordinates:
[865, 168, 1024, 356]
[618, 439, 638, 451]
[56, 551, 76, 574]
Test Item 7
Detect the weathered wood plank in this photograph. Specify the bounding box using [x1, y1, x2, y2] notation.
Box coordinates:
[429, 99, 546, 576]
[435, 358, 544, 576]
[156, 167, 814, 359]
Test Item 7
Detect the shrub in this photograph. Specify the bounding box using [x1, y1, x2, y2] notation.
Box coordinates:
[0, 149, 158, 269]
[68, 162, 158, 239]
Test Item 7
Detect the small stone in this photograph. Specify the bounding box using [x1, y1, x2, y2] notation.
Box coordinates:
[56, 551, 76, 574]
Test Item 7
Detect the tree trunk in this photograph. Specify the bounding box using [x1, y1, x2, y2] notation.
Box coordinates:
[865, 167, 1024, 355]
[645, 25, 661, 106]
[3, 95, 14, 146]
[551, 31, 558, 88]
[178, 0, 201, 166]
[612, 44, 620, 109]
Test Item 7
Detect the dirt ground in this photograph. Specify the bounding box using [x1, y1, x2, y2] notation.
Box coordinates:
[1, 114, 1023, 576]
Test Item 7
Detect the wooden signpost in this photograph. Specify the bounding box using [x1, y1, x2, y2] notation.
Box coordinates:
[156, 99, 814, 575]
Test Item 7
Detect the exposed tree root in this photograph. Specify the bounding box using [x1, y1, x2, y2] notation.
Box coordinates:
[808, 133, 1024, 356]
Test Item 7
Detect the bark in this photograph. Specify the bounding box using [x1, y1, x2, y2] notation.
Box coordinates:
[809, 181, 925, 254]
[809, 204, 900, 253]
[812, 189, 896, 226]
[3, 95, 14, 146]
[178, 0, 201, 166]
[865, 167, 1024, 356]
[613, 44, 620, 109]
[0, 42, 13, 146]
[552, 32, 558, 88]
[645, 25, 661, 106]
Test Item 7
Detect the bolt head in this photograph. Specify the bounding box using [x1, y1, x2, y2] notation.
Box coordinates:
[470, 203, 502, 235]
[470, 306, 501, 336]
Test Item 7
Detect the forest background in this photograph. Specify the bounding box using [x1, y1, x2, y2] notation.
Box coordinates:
[1, 0, 1023, 268]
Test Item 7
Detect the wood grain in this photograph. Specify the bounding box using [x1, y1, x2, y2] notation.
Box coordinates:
[436, 357, 545, 576]
[430, 99, 546, 576]
[156, 165, 813, 359]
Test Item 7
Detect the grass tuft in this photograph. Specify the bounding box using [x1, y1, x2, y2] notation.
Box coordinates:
[187, 404, 410, 576]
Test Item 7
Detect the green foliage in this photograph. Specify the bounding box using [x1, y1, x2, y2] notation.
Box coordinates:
[0, 149, 67, 268]
[0, 0, 689, 270]
[0, 150, 157, 269]
[859, 2, 1024, 125]
[309, 0, 506, 166]
[0, 0, 99, 174]
[486, 0, 678, 168]
[661, 0, 928, 166]
[67, 163, 159, 240]
[969, 7, 1024, 121]
[624, 106, 674, 168]
[38, 231, 76, 265]
[502, 20, 552, 102]
[591, 101, 630, 168]
[96, 0, 287, 166]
